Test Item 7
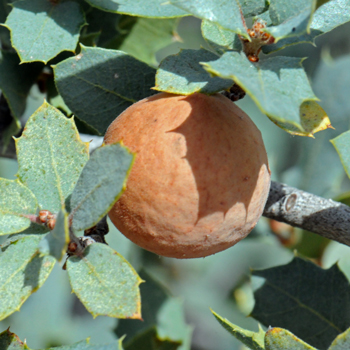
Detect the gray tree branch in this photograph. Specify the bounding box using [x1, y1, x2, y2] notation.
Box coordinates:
[263, 181, 350, 246]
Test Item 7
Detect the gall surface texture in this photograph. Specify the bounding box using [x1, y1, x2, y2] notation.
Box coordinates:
[104, 92, 271, 258]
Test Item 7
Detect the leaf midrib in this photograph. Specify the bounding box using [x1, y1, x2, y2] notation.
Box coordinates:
[263, 280, 342, 333]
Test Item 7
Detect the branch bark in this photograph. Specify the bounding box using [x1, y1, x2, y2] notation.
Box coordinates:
[263, 181, 350, 246]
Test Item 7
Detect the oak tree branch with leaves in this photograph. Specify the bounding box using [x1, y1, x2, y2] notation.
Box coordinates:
[1, 0, 350, 349]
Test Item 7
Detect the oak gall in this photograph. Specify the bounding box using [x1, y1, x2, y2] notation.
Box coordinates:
[104, 93, 270, 258]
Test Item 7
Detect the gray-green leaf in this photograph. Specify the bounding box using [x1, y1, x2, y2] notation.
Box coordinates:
[54, 45, 156, 135]
[84, 0, 188, 18]
[117, 18, 180, 65]
[116, 270, 192, 350]
[211, 310, 265, 350]
[265, 328, 317, 350]
[0, 178, 38, 235]
[203, 52, 322, 136]
[264, 0, 316, 41]
[15, 102, 89, 213]
[67, 243, 142, 319]
[46, 339, 125, 350]
[0, 235, 55, 321]
[124, 328, 181, 350]
[170, 0, 249, 37]
[0, 329, 124, 350]
[284, 55, 350, 197]
[201, 20, 242, 54]
[154, 48, 233, 95]
[70, 143, 134, 232]
[0, 328, 27, 350]
[0, 50, 42, 122]
[252, 257, 350, 349]
[263, 0, 350, 54]
[4, 0, 86, 63]
[239, 0, 268, 17]
[329, 327, 350, 350]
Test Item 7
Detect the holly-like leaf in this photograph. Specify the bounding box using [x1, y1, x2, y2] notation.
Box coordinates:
[170, 0, 249, 38]
[38, 208, 69, 261]
[4, 0, 86, 63]
[15, 102, 89, 214]
[211, 310, 265, 350]
[154, 49, 233, 95]
[0, 50, 42, 122]
[117, 270, 192, 349]
[66, 243, 142, 319]
[284, 55, 350, 197]
[0, 328, 29, 350]
[272, 100, 332, 137]
[84, 0, 188, 18]
[251, 257, 350, 349]
[117, 18, 180, 65]
[264, 0, 316, 41]
[265, 328, 317, 350]
[329, 327, 350, 350]
[70, 143, 134, 232]
[81, 7, 122, 48]
[268, 0, 313, 24]
[263, 0, 350, 54]
[45, 66, 72, 117]
[201, 20, 242, 54]
[116, 270, 169, 340]
[46, 339, 125, 350]
[0, 235, 55, 321]
[0, 0, 11, 47]
[156, 298, 192, 350]
[203, 52, 332, 136]
[0, 179, 38, 235]
[124, 328, 181, 350]
[54, 45, 156, 135]
[239, 0, 268, 17]
[1, 230, 47, 252]
[0, 329, 125, 350]
[157, 298, 192, 350]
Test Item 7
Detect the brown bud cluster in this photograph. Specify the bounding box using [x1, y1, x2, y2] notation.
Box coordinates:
[38, 210, 56, 230]
[239, 19, 275, 63]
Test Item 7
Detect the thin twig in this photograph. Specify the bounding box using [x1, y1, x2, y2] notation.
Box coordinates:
[263, 181, 350, 246]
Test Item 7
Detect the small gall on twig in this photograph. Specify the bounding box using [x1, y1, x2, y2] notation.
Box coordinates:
[62, 218, 109, 270]
[238, 19, 275, 63]
[62, 236, 97, 270]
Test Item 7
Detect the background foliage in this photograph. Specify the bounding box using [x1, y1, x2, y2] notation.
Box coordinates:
[1, 0, 350, 349]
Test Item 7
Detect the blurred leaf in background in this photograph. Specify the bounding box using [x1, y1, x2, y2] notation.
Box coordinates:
[116, 270, 192, 350]
[283, 55, 350, 198]
[252, 257, 350, 349]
